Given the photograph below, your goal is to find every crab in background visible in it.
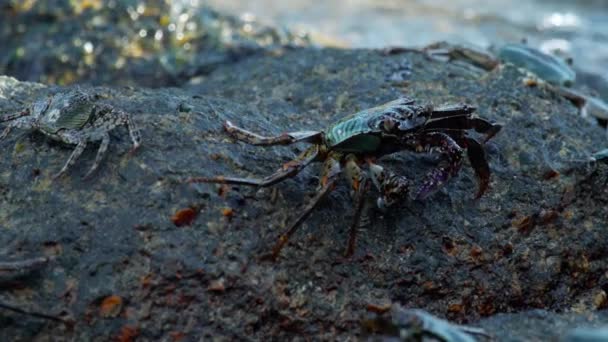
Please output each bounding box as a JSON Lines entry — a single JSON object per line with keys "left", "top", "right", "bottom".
{"left": 1, "top": 89, "right": 141, "bottom": 179}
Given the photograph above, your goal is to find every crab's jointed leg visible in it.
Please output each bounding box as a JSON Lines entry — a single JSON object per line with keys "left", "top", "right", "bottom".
{"left": 125, "top": 113, "right": 142, "bottom": 152}
{"left": 223, "top": 120, "right": 323, "bottom": 146}
{"left": 189, "top": 145, "right": 320, "bottom": 187}
{"left": 0, "top": 125, "right": 13, "bottom": 140}
{"left": 343, "top": 154, "right": 369, "bottom": 257}
{"left": 269, "top": 153, "right": 342, "bottom": 260}
{"left": 97, "top": 105, "right": 141, "bottom": 152}
{"left": 0, "top": 110, "right": 30, "bottom": 123}
{"left": 0, "top": 116, "right": 37, "bottom": 140}
{"left": 53, "top": 138, "right": 87, "bottom": 179}
{"left": 411, "top": 132, "right": 464, "bottom": 200}
{"left": 84, "top": 132, "right": 110, "bottom": 179}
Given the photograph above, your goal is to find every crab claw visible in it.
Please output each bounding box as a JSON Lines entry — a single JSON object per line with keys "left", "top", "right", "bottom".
{"left": 464, "top": 137, "right": 491, "bottom": 199}
{"left": 369, "top": 164, "right": 411, "bottom": 209}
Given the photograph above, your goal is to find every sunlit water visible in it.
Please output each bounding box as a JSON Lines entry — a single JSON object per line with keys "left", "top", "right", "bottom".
{"left": 204, "top": 0, "right": 608, "bottom": 90}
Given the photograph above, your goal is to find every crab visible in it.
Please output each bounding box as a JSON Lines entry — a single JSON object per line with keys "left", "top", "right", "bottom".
{"left": 0, "top": 89, "right": 141, "bottom": 178}
{"left": 395, "top": 41, "right": 608, "bottom": 122}
{"left": 405, "top": 41, "right": 575, "bottom": 86}
{"left": 190, "top": 98, "right": 501, "bottom": 260}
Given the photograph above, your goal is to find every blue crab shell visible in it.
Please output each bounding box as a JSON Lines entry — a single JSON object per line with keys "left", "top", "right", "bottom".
{"left": 497, "top": 44, "right": 576, "bottom": 87}
{"left": 325, "top": 98, "right": 428, "bottom": 152}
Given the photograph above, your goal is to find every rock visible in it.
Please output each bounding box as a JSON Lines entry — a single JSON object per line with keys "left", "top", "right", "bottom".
{"left": 0, "top": 45, "right": 607, "bottom": 340}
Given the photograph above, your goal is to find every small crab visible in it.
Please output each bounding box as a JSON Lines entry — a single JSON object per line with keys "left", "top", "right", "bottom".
{"left": 190, "top": 98, "right": 501, "bottom": 260}
{"left": 0, "top": 89, "right": 141, "bottom": 178}
{"left": 409, "top": 41, "right": 575, "bottom": 86}
{"left": 404, "top": 41, "right": 608, "bottom": 122}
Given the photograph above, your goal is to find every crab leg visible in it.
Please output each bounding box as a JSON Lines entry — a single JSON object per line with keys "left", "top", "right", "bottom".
{"left": 189, "top": 145, "right": 320, "bottom": 187}
{"left": 53, "top": 139, "right": 87, "bottom": 179}
{"left": 0, "top": 110, "right": 29, "bottom": 123}
{"left": 84, "top": 133, "right": 110, "bottom": 179}
{"left": 412, "top": 132, "right": 464, "bottom": 200}
{"left": 343, "top": 154, "right": 369, "bottom": 257}
{"left": 223, "top": 120, "right": 322, "bottom": 146}
{"left": 269, "top": 154, "right": 341, "bottom": 260}
{"left": 97, "top": 104, "right": 141, "bottom": 152}
{"left": 0, "top": 125, "right": 12, "bottom": 140}
{"left": 125, "top": 111, "right": 142, "bottom": 152}
{"left": 0, "top": 116, "right": 37, "bottom": 140}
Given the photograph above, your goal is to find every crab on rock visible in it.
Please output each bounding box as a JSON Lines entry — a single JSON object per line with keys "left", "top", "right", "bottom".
{"left": 1, "top": 89, "right": 141, "bottom": 178}
{"left": 191, "top": 98, "right": 501, "bottom": 260}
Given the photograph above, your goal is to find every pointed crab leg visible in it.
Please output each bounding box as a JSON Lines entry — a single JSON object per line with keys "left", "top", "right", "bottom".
{"left": 96, "top": 104, "right": 141, "bottom": 153}
{"left": 189, "top": 145, "right": 320, "bottom": 187}
{"left": 53, "top": 139, "right": 87, "bottom": 179}
{"left": 0, "top": 115, "right": 37, "bottom": 141}
{"left": 223, "top": 120, "right": 323, "bottom": 146}
{"left": 83, "top": 133, "right": 110, "bottom": 179}
{"left": 204, "top": 99, "right": 322, "bottom": 146}
{"left": 0, "top": 109, "right": 29, "bottom": 123}
{"left": 343, "top": 154, "right": 369, "bottom": 257}
{"left": 269, "top": 154, "right": 342, "bottom": 260}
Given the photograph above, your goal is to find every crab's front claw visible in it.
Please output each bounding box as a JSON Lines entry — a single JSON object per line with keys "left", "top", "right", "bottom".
{"left": 369, "top": 164, "right": 411, "bottom": 210}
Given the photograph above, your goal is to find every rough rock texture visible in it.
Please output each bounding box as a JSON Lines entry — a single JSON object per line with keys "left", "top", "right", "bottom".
{"left": 0, "top": 47, "right": 607, "bottom": 341}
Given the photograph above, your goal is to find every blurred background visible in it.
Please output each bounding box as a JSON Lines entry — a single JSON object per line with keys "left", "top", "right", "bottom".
{"left": 208, "top": 0, "right": 608, "bottom": 94}
{"left": 2, "top": 0, "right": 607, "bottom": 96}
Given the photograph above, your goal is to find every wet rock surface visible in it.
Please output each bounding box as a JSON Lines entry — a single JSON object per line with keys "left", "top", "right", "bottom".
{"left": 0, "top": 46, "right": 607, "bottom": 340}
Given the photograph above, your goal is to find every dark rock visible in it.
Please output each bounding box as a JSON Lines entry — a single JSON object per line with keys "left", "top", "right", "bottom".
{"left": 0, "top": 46, "right": 607, "bottom": 340}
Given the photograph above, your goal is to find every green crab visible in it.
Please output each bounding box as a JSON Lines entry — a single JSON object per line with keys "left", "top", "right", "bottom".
{"left": 0, "top": 89, "right": 141, "bottom": 178}
{"left": 190, "top": 98, "right": 501, "bottom": 259}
